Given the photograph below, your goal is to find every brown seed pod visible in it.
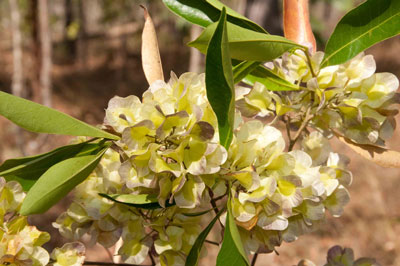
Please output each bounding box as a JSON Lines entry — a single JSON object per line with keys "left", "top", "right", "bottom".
{"left": 283, "top": 0, "right": 317, "bottom": 53}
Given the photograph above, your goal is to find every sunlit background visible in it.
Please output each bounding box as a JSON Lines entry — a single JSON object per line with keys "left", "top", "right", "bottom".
{"left": 0, "top": 0, "right": 399, "bottom": 265}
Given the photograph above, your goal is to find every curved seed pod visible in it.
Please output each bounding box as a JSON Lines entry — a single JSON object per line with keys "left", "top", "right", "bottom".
{"left": 141, "top": 5, "right": 164, "bottom": 85}
{"left": 283, "top": 0, "right": 316, "bottom": 53}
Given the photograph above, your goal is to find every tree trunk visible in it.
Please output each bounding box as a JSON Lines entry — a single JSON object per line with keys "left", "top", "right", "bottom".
{"left": 77, "top": 0, "right": 88, "bottom": 69}
{"left": 29, "top": 0, "right": 41, "bottom": 103}
{"left": 38, "top": 0, "right": 52, "bottom": 107}
{"left": 64, "top": 0, "right": 76, "bottom": 59}
{"left": 9, "top": 0, "right": 23, "bottom": 98}
{"left": 246, "top": 0, "right": 282, "bottom": 35}
{"left": 189, "top": 25, "right": 203, "bottom": 73}
{"left": 9, "top": 0, "right": 26, "bottom": 156}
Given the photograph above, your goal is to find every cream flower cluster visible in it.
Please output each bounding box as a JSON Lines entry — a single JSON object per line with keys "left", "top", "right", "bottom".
{"left": 54, "top": 73, "right": 215, "bottom": 265}
{"left": 273, "top": 51, "right": 399, "bottom": 145}
{"left": 54, "top": 149, "right": 202, "bottom": 264}
{"left": 105, "top": 72, "right": 226, "bottom": 208}
{"left": 52, "top": 70, "right": 357, "bottom": 263}
{"left": 0, "top": 178, "right": 85, "bottom": 266}
{"left": 225, "top": 124, "right": 351, "bottom": 253}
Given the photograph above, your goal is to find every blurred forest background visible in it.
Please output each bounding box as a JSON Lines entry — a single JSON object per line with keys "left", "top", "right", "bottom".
{"left": 0, "top": 0, "right": 399, "bottom": 265}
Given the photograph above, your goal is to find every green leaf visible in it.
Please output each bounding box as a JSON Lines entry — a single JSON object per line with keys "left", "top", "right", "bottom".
{"left": 162, "top": 0, "right": 266, "bottom": 33}
{"left": 185, "top": 207, "right": 225, "bottom": 266}
{"left": 243, "top": 66, "right": 300, "bottom": 91}
{"left": 98, "top": 193, "right": 174, "bottom": 209}
{"left": 232, "top": 61, "right": 260, "bottom": 84}
{"left": 216, "top": 197, "right": 249, "bottom": 266}
{"left": 189, "top": 22, "right": 303, "bottom": 62}
{"left": 19, "top": 145, "right": 110, "bottom": 215}
{"left": 205, "top": 8, "right": 235, "bottom": 149}
{"left": 182, "top": 207, "right": 218, "bottom": 217}
{"left": 0, "top": 141, "right": 106, "bottom": 191}
{"left": 0, "top": 91, "right": 119, "bottom": 140}
{"left": 323, "top": 0, "right": 400, "bottom": 67}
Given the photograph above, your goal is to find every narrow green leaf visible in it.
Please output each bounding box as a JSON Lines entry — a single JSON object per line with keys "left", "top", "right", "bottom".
{"left": 205, "top": 8, "right": 235, "bottom": 149}
{"left": 0, "top": 91, "right": 119, "bottom": 140}
{"left": 232, "top": 61, "right": 260, "bottom": 84}
{"left": 0, "top": 141, "right": 106, "bottom": 191}
{"left": 323, "top": 0, "right": 400, "bottom": 67}
{"left": 19, "top": 145, "right": 110, "bottom": 215}
{"left": 189, "top": 22, "right": 303, "bottom": 62}
{"left": 185, "top": 207, "right": 225, "bottom": 266}
{"left": 243, "top": 66, "right": 300, "bottom": 91}
{"left": 162, "top": 0, "right": 266, "bottom": 33}
{"left": 206, "top": 0, "right": 267, "bottom": 33}
{"left": 98, "top": 193, "right": 174, "bottom": 209}
{"left": 182, "top": 207, "right": 218, "bottom": 217}
{"left": 216, "top": 197, "right": 249, "bottom": 266}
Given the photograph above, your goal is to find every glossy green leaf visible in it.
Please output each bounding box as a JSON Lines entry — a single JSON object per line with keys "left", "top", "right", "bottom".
{"left": 0, "top": 91, "right": 119, "bottom": 140}
{"left": 205, "top": 8, "right": 235, "bottom": 149}
{"left": 189, "top": 22, "right": 303, "bottom": 62}
{"left": 0, "top": 141, "right": 106, "bottom": 191}
{"left": 216, "top": 197, "right": 249, "bottom": 266}
{"left": 162, "top": 0, "right": 266, "bottom": 33}
{"left": 323, "top": 0, "right": 400, "bottom": 67}
{"left": 243, "top": 65, "right": 300, "bottom": 91}
{"left": 19, "top": 145, "right": 110, "bottom": 215}
{"left": 185, "top": 207, "right": 225, "bottom": 266}
{"left": 232, "top": 61, "right": 260, "bottom": 84}
{"left": 98, "top": 193, "right": 174, "bottom": 209}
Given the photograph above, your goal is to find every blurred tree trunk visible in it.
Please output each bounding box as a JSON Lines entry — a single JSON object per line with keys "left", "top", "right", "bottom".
{"left": 246, "top": 0, "right": 282, "bottom": 35}
{"left": 38, "top": 0, "right": 52, "bottom": 107}
{"left": 232, "top": 0, "right": 247, "bottom": 14}
{"left": 64, "top": 0, "right": 76, "bottom": 59}
{"left": 9, "top": 0, "right": 26, "bottom": 155}
{"left": 29, "top": 0, "right": 41, "bottom": 103}
{"left": 189, "top": 25, "right": 203, "bottom": 73}
{"left": 9, "top": 0, "right": 23, "bottom": 98}
{"left": 77, "top": 0, "right": 88, "bottom": 69}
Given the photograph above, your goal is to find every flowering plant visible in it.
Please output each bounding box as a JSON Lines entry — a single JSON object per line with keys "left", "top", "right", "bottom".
{"left": 0, "top": 0, "right": 399, "bottom": 265}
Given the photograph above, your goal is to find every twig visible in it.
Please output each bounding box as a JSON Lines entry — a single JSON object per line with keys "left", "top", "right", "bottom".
{"left": 83, "top": 261, "right": 151, "bottom": 266}
{"left": 103, "top": 247, "right": 114, "bottom": 263}
{"left": 288, "top": 107, "right": 313, "bottom": 151}
{"left": 251, "top": 253, "right": 259, "bottom": 266}
{"left": 304, "top": 48, "right": 317, "bottom": 78}
{"left": 149, "top": 252, "right": 156, "bottom": 266}
{"left": 208, "top": 188, "right": 224, "bottom": 229}
{"left": 205, "top": 239, "right": 220, "bottom": 246}
{"left": 284, "top": 116, "right": 292, "bottom": 143}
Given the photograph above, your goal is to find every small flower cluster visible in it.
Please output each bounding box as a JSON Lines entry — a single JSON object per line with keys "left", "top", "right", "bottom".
{"left": 225, "top": 123, "right": 351, "bottom": 253}
{"left": 55, "top": 73, "right": 214, "bottom": 264}
{"left": 239, "top": 51, "right": 399, "bottom": 146}
{"left": 298, "top": 245, "right": 380, "bottom": 266}
{"left": 273, "top": 50, "right": 399, "bottom": 145}
{"left": 0, "top": 177, "right": 85, "bottom": 266}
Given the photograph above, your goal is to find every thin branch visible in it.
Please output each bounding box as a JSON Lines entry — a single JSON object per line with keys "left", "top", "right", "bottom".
{"left": 103, "top": 246, "right": 114, "bottom": 262}
{"left": 208, "top": 188, "right": 224, "bottom": 229}
{"left": 205, "top": 239, "right": 220, "bottom": 246}
{"left": 149, "top": 252, "right": 156, "bottom": 266}
{"left": 83, "top": 261, "right": 152, "bottom": 266}
{"left": 251, "top": 252, "right": 259, "bottom": 266}
{"left": 304, "top": 48, "right": 317, "bottom": 78}
{"left": 288, "top": 107, "right": 313, "bottom": 151}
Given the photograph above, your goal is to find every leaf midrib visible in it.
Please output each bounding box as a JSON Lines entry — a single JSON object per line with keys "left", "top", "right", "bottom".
{"left": 22, "top": 150, "right": 106, "bottom": 212}
{"left": 324, "top": 11, "right": 400, "bottom": 65}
